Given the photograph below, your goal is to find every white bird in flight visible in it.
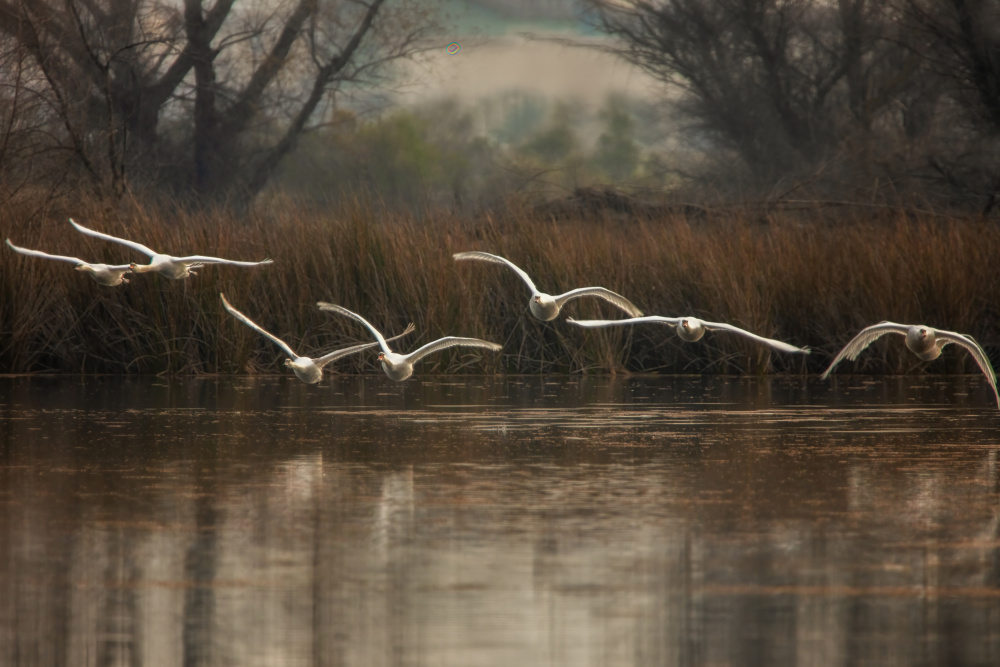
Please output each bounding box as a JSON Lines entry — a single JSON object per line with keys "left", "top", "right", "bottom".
{"left": 821, "top": 321, "right": 998, "bottom": 407}
{"left": 6, "top": 238, "right": 133, "bottom": 286}
{"left": 221, "top": 294, "right": 415, "bottom": 384}
{"left": 453, "top": 250, "right": 643, "bottom": 321}
{"left": 567, "top": 315, "right": 811, "bottom": 354}
{"left": 70, "top": 219, "right": 272, "bottom": 279}
{"left": 317, "top": 302, "right": 502, "bottom": 381}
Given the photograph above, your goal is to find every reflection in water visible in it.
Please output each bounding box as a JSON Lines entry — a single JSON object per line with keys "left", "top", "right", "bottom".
{"left": 0, "top": 375, "right": 998, "bottom": 665}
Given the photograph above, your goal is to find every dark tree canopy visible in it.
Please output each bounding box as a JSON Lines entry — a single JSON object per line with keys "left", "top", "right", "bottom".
{"left": 585, "top": 0, "right": 1000, "bottom": 208}
{"left": 0, "top": 0, "right": 436, "bottom": 205}
{"left": 902, "top": 0, "right": 1000, "bottom": 211}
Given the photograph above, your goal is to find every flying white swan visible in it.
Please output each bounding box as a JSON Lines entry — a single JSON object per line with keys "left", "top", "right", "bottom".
{"left": 453, "top": 250, "right": 643, "bottom": 321}
{"left": 821, "top": 321, "right": 999, "bottom": 407}
{"left": 70, "top": 219, "right": 272, "bottom": 279}
{"left": 6, "top": 238, "right": 132, "bottom": 286}
{"left": 221, "top": 293, "right": 415, "bottom": 384}
{"left": 567, "top": 315, "right": 811, "bottom": 354}
{"left": 317, "top": 302, "right": 502, "bottom": 381}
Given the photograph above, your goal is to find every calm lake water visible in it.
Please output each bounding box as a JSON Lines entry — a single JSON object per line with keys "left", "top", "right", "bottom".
{"left": 1, "top": 374, "right": 998, "bottom": 666}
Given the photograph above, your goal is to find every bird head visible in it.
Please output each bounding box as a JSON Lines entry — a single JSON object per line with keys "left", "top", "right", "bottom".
{"left": 378, "top": 351, "right": 397, "bottom": 369}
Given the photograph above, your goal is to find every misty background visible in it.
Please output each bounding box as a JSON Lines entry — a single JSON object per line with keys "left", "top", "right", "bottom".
{"left": 1, "top": 0, "right": 998, "bottom": 214}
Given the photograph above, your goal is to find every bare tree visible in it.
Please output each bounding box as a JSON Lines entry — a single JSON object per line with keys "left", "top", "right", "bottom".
{"left": 0, "top": 0, "right": 438, "bottom": 204}
{"left": 583, "top": 0, "right": 922, "bottom": 192}
{"left": 901, "top": 0, "right": 1000, "bottom": 212}
{"left": 0, "top": 29, "right": 61, "bottom": 205}
{"left": 904, "top": 0, "right": 1000, "bottom": 131}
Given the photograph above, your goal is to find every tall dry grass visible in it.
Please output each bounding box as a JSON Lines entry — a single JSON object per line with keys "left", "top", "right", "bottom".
{"left": 2, "top": 193, "right": 998, "bottom": 376}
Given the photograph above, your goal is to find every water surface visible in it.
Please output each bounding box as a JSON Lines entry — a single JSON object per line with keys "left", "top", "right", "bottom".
{"left": 1, "top": 375, "right": 998, "bottom": 666}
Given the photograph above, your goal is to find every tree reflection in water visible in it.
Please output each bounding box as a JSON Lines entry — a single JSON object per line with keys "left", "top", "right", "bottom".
{"left": 0, "top": 375, "right": 997, "bottom": 666}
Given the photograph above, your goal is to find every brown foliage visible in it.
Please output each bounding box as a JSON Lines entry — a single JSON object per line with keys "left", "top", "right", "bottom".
{"left": 2, "top": 193, "right": 998, "bottom": 377}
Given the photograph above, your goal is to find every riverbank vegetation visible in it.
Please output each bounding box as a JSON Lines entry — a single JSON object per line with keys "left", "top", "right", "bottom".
{"left": 2, "top": 193, "right": 997, "bottom": 376}
{"left": 2, "top": 2, "right": 999, "bottom": 376}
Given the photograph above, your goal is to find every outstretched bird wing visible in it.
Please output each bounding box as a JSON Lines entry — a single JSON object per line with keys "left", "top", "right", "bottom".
{"left": 316, "top": 302, "right": 392, "bottom": 354}
{"left": 6, "top": 239, "right": 131, "bottom": 268}
{"left": 702, "top": 321, "right": 810, "bottom": 354}
{"left": 402, "top": 336, "right": 502, "bottom": 365}
{"left": 174, "top": 255, "right": 273, "bottom": 267}
{"left": 553, "top": 287, "right": 644, "bottom": 317}
{"left": 220, "top": 293, "right": 299, "bottom": 360}
{"left": 453, "top": 251, "right": 540, "bottom": 294}
{"left": 69, "top": 219, "right": 157, "bottom": 257}
{"left": 314, "top": 323, "right": 416, "bottom": 367}
{"left": 820, "top": 322, "right": 910, "bottom": 379}
{"left": 567, "top": 315, "right": 679, "bottom": 328}
{"left": 935, "top": 330, "right": 999, "bottom": 407}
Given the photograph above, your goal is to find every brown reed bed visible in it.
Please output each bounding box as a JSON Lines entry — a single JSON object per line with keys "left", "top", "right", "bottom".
{"left": 1, "top": 192, "right": 998, "bottom": 377}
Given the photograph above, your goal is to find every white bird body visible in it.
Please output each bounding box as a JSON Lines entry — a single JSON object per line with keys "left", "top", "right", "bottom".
{"left": 821, "top": 321, "right": 999, "bottom": 407}
{"left": 221, "top": 294, "right": 414, "bottom": 384}
{"left": 6, "top": 238, "right": 132, "bottom": 286}
{"left": 137, "top": 253, "right": 204, "bottom": 280}
{"left": 453, "top": 251, "right": 643, "bottom": 321}
{"left": 317, "top": 302, "right": 502, "bottom": 381}
{"left": 70, "top": 219, "right": 272, "bottom": 279}
{"left": 567, "top": 315, "right": 811, "bottom": 354}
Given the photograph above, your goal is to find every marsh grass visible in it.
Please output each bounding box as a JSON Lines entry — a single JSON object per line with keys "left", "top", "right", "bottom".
{"left": 2, "top": 192, "right": 998, "bottom": 377}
